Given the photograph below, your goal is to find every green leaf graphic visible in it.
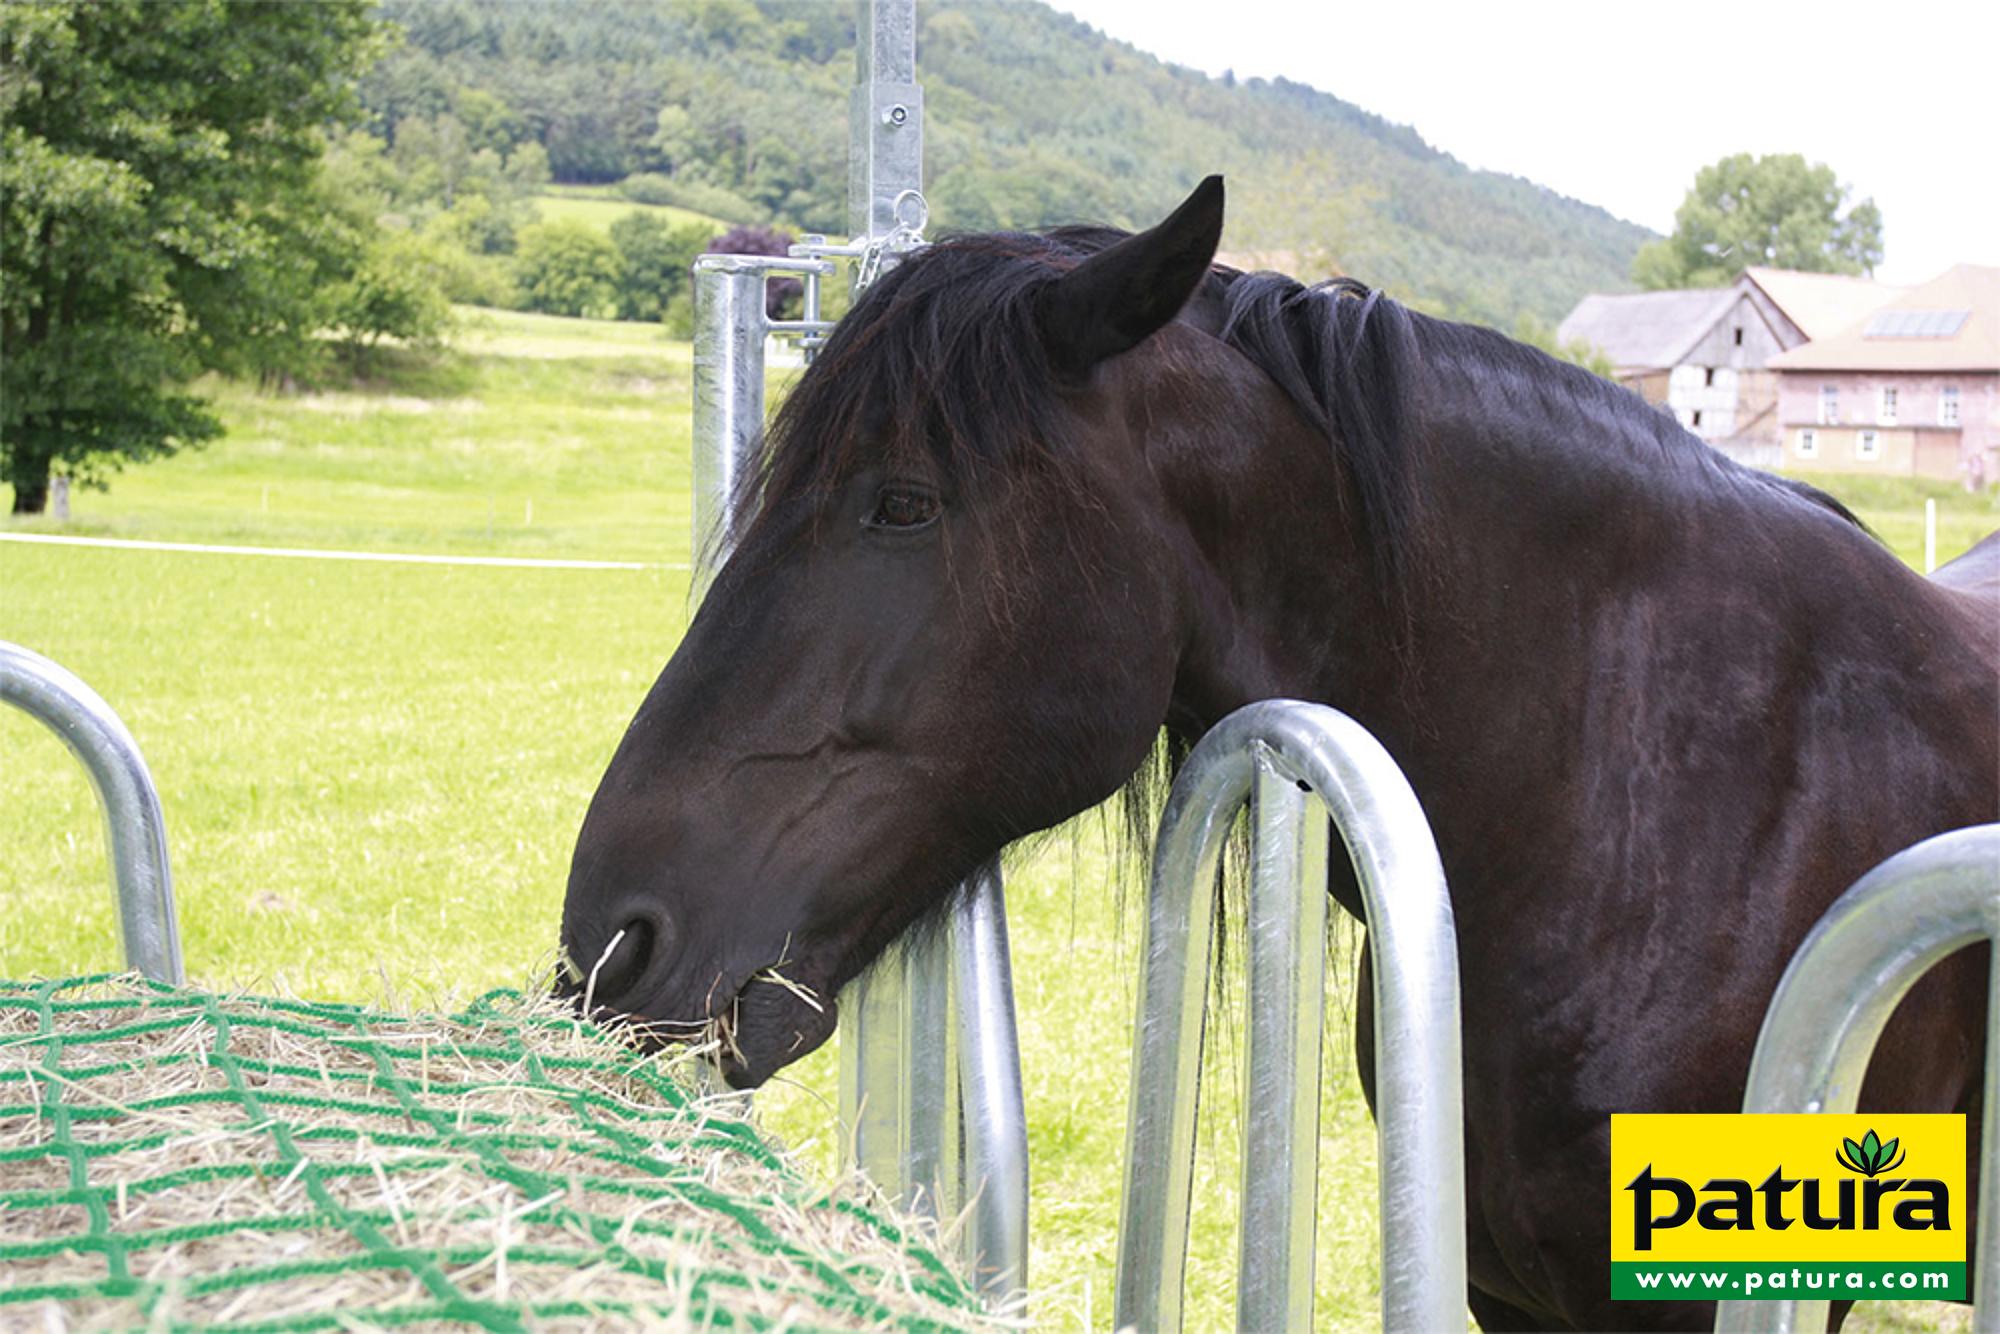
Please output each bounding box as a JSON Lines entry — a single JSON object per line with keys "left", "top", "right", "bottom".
{"left": 1879, "top": 1137, "right": 1900, "bottom": 1168}
{"left": 1861, "top": 1129, "right": 1882, "bottom": 1164}
{"left": 1843, "top": 1137, "right": 1866, "bottom": 1170}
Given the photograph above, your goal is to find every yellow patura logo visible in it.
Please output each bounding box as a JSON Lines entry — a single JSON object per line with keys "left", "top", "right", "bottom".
{"left": 1610, "top": 1114, "right": 1965, "bottom": 1301}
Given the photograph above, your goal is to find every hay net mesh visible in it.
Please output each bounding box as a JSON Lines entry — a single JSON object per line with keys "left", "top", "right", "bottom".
{"left": 0, "top": 974, "right": 991, "bottom": 1332}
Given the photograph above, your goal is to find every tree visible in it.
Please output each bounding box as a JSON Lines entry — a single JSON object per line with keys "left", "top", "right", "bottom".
{"left": 650, "top": 105, "right": 699, "bottom": 176}
{"left": 608, "top": 213, "right": 713, "bottom": 322}
{"left": 513, "top": 221, "right": 621, "bottom": 317}
{"left": 1, "top": 0, "right": 381, "bottom": 513}
{"left": 1633, "top": 153, "right": 1883, "bottom": 290}
{"left": 322, "top": 231, "right": 454, "bottom": 373}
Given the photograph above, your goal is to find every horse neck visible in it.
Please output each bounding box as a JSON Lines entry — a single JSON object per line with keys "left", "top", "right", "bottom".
{"left": 1163, "top": 333, "right": 1875, "bottom": 827}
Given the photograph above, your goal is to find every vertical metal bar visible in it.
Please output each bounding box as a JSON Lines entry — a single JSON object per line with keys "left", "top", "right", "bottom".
{"left": 837, "top": 924, "right": 961, "bottom": 1226}
{"left": 849, "top": 0, "right": 922, "bottom": 243}
{"left": 836, "top": 0, "right": 960, "bottom": 1267}
{"left": 840, "top": 938, "right": 911, "bottom": 1192}
{"left": 1115, "top": 700, "right": 1463, "bottom": 1334}
{"left": 1239, "top": 747, "right": 1329, "bottom": 1332}
{"left": 1713, "top": 823, "right": 2000, "bottom": 1334}
{"left": 689, "top": 257, "right": 770, "bottom": 585}
{"left": 954, "top": 859, "right": 1030, "bottom": 1302}
{"left": 1114, "top": 737, "right": 1242, "bottom": 1334}
{"left": 1980, "top": 934, "right": 2000, "bottom": 1328}
{"left": 0, "top": 640, "right": 182, "bottom": 984}
{"left": 905, "top": 922, "right": 958, "bottom": 1218}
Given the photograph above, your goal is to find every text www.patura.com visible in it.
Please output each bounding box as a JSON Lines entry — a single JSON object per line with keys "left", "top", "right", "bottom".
{"left": 1617, "top": 1264, "right": 1957, "bottom": 1298}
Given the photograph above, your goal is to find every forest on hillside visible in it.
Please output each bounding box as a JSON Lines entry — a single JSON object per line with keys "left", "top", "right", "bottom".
{"left": 359, "top": 0, "right": 1652, "bottom": 327}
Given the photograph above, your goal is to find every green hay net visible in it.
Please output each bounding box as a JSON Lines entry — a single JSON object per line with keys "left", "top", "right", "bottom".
{"left": 0, "top": 975, "right": 990, "bottom": 1332}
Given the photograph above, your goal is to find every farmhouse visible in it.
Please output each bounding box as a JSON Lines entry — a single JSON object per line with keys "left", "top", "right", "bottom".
{"left": 1557, "top": 269, "right": 1905, "bottom": 464}
{"left": 1767, "top": 264, "right": 2000, "bottom": 485}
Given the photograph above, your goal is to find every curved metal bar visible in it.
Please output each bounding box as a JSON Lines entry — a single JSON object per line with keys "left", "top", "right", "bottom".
{"left": 1714, "top": 823, "right": 2000, "bottom": 1334}
{"left": 0, "top": 640, "right": 182, "bottom": 983}
{"left": 1114, "top": 699, "right": 1465, "bottom": 1333}
{"left": 953, "top": 859, "right": 1029, "bottom": 1304}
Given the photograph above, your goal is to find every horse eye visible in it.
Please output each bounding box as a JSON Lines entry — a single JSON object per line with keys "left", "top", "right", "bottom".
{"left": 867, "top": 487, "right": 940, "bottom": 530}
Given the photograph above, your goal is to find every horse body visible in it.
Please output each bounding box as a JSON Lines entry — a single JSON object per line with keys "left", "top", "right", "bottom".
{"left": 1128, "top": 294, "right": 1997, "bottom": 1327}
{"left": 563, "top": 178, "right": 1998, "bottom": 1328}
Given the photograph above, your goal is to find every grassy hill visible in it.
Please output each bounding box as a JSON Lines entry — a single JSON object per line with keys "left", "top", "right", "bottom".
{"left": 531, "top": 184, "right": 720, "bottom": 235}
{"left": 364, "top": 0, "right": 1652, "bottom": 326}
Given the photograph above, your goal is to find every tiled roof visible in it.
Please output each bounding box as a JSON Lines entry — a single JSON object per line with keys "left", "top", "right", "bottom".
{"left": 1768, "top": 266, "right": 2000, "bottom": 372}
{"left": 1555, "top": 288, "right": 1739, "bottom": 371}
{"left": 1739, "top": 267, "right": 1907, "bottom": 342}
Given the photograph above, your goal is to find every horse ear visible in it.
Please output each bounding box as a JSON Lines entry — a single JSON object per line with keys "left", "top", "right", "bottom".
{"left": 1037, "top": 175, "right": 1224, "bottom": 378}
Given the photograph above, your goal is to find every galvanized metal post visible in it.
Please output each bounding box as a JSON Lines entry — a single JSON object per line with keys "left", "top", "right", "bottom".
{"left": 1714, "top": 823, "right": 2000, "bottom": 1334}
{"left": 681, "top": 0, "right": 1027, "bottom": 1304}
{"left": 1114, "top": 700, "right": 1465, "bottom": 1333}
{"left": 689, "top": 256, "right": 770, "bottom": 578}
{"left": 849, "top": 0, "right": 923, "bottom": 244}
{"left": 953, "top": 858, "right": 1029, "bottom": 1299}
{"left": 0, "top": 640, "right": 182, "bottom": 984}
{"left": 1239, "top": 745, "right": 1330, "bottom": 1331}
{"left": 834, "top": 0, "right": 928, "bottom": 1220}
{"left": 834, "top": 5, "right": 1026, "bottom": 1303}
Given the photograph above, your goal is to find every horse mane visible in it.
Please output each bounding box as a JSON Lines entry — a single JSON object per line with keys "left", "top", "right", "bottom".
{"left": 747, "top": 222, "right": 1862, "bottom": 606}
{"left": 748, "top": 226, "right": 1432, "bottom": 603}
{"left": 748, "top": 219, "right": 1868, "bottom": 983}
{"left": 746, "top": 231, "right": 1096, "bottom": 564}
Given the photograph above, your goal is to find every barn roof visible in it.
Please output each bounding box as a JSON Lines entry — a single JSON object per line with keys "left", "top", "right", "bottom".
{"left": 1555, "top": 288, "right": 1740, "bottom": 371}
{"left": 1739, "top": 267, "right": 1908, "bottom": 342}
{"left": 1768, "top": 265, "right": 2000, "bottom": 372}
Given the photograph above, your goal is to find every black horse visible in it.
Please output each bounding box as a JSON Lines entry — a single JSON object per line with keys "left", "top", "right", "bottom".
{"left": 561, "top": 177, "right": 1999, "bottom": 1329}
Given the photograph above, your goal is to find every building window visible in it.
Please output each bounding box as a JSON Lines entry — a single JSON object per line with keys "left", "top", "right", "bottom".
{"left": 1733, "top": 327, "right": 1744, "bottom": 346}
{"left": 1797, "top": 429, "right": 1818, "bottom": 459}
{"left": 1703, "top": 367, "right": 1716, "bottom": 387}
{"left": 1692, "top": 410, "right": 1703, "bottom": 428}
{"left": 1857, "top": 430, "right": 1880, "bottom": 460}
{"left": 1819, "top": 385, "right": 1839, "bottom": 424}
{"left": 1879, "top": 386, "right": 1898, "bottom": 425}
{"left": 1941, "top": 386, "right": 1960, "bottom": 426}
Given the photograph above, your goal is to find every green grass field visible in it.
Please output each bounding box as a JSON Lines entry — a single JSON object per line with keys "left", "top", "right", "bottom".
{"left": 530, "top": 187, "right": 722, "bottom": 237}
{"left": 2, "top": 313, "right": 1988, "bottom": 1329}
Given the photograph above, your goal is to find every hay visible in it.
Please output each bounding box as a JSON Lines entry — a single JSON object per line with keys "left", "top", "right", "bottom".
{"left": 0, "top": 975, "right": 999, "bottom": 1332}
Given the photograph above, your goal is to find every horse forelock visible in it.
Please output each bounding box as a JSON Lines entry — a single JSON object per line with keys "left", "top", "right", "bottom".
{"left": 742, "top": 224, "right": 1436, "bottom": 608}
{"left": 744, "top": 231, "right": 1096, "bottom": 545}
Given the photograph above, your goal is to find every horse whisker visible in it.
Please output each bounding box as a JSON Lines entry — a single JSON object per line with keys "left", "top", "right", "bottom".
{"left": 581, "top": 928, "right": 626, "bottom": 1020}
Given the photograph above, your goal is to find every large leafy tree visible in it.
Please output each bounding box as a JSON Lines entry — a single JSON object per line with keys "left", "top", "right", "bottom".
{"left": 1633, "top": 153, "right": 1884, "bottom": 290}
{"left": 1, "top": 0, "right": 380, "bottom": 513}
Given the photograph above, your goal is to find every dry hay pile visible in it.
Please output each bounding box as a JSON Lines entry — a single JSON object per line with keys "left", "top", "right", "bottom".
{"left": 0, "top": 975, "right": 996, "bottom": 1332}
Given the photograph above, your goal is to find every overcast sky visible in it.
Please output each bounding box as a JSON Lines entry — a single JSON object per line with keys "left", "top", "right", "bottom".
{"left": 1048, "top": 0, "right": 1996, "bottom": 287}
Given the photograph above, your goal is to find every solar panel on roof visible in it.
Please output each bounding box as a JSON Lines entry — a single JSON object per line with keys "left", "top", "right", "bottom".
{"left": 1864, "top": 308, "right": 1970, "bottom": 338}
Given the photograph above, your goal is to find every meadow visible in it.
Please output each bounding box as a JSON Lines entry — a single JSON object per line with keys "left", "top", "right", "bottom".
{"left": 531, "top": 184, "right": 722, "bottom": 236}
{"left": 2, "top": 310, "right": 1988, "bottom": 1330}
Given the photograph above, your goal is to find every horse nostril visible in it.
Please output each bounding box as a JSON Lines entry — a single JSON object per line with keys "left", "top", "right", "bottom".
{"left": 581, "top": 918, "right": 654, "bottom": 1007}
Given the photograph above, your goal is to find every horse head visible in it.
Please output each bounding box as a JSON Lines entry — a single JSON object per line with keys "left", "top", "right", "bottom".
{"left": 559, "top": 178, "right": 1298, "bottom": 1088}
